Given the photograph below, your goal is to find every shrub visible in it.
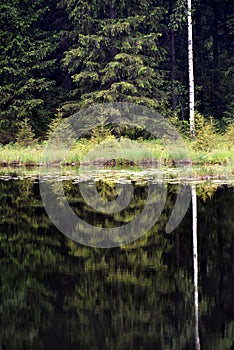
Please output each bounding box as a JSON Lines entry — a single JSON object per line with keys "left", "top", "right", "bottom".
{"left": 91, "top": 116, "right": 113, "bottom": 143}
{"left": 191, "top": 112, "right": 217, "bottom": 151}
{"left": 16, "top": 118, "right": 35, "bottom": 147}
{"left": 225, "top": 121, "right": 234, "bottom": 145}
{"left": 46, "top": 108, "right": 75, "bottom": 147}
{"left": 169, "top": 114, "right": 190, "bottom": 138}
{"left": 46, "top": 108, "right": 63, "bottom": 139}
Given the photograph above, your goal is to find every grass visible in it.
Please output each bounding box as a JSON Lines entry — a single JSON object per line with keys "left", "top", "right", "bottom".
{"left": 188, "top": 140, "right": 234, "bottom": 164}
{"left": 0, "top": 143, "right": 42, "bottom": 165}
{"left": 0, "top": 135, "right": 233, "bottom": 167}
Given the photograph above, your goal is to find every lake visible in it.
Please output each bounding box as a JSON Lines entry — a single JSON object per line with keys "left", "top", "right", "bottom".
{"left": 0, "top": 167, "right": 233, "bottom": 349}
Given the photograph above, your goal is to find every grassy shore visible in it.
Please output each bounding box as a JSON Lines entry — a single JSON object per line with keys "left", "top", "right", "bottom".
{"left": 0, "top": 136, "right": 233, "bottom": 167}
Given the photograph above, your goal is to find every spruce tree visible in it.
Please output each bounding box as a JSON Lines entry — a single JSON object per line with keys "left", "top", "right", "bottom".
{"left": 0, "top": 0, "right": 67, "bottom": 142}
{"left": 193, "top": 0, "right": 234, "bottom": 119}
{"left": 61, "top": 0, "right": 168, "bottom": 112}
{"left": 16, "top": 118, "right": 35, "bottom": 147}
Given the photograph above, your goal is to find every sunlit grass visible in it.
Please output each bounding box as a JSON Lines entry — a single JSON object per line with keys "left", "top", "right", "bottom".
{"left": 0, "top": 143, "right": 42, "bottom": 164}
{"left": 188, "top": 140, "right": 234, "bottom": 165}
{"left": 0, "top": 136, "right": 233, "bottom": 167}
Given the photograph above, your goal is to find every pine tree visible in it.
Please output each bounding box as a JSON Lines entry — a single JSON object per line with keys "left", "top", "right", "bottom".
{"left": 167, "top": 0, "right": 189, "bottom": 116}
{"left": 193, "top": 0, "right": 234, "bottom": 119}
{"left": 16, "top": 118, "right": 35, "bottom": 147}
{"left": 0, "top": 0, "right": 67, "bottom": 142}
{"left": 61, "top": 0, "right": 168, "bottom": 112}
{"left": 46, "top": 108, "right": 75, "bottom": 147}
{"left": 46, "top": 108, "right": 64, "bottom": 139}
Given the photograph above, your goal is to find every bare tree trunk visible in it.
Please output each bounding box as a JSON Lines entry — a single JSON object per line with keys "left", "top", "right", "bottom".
{"left": 212, "top": 3, "right": 221, "bottom": 117}
{"left": 188, "top": 0, "right": 195, "bottom": 137}
{"left": 170, "top": 0, "right": 177, "bottom": 112}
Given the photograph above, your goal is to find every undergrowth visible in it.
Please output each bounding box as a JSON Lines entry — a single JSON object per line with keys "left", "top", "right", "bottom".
{"left": 0, "top": 112, "right": 233, "bottom": 165}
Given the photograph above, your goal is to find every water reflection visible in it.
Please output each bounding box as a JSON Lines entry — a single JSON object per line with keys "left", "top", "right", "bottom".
{"left": 192, "top": 184, "right": 200, "bottom": 350}
{"left": 0, "top": 178, "right": 233, "bottom": 349}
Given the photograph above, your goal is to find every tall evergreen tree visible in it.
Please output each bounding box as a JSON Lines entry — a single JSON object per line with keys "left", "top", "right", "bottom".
{"left": 194, "top": 0, "right": 234, "bottom": 120}
{"left": 0, "top": 0, "right": 67, "bottom": 143}
{"left": 0, "top": 0, "right": 233, "bottom": 141}
{"left": 60, "top": 0, "right": 168, "bottom": 112}
{"left": 165, "top": 0, "right": 189, "bottom": 118}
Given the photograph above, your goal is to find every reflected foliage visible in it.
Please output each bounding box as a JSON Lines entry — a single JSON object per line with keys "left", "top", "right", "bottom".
{"left": 0, "top": 179, "right": 233, "bottom": 349}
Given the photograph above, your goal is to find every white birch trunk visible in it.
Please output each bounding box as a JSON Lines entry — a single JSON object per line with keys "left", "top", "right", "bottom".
{"left": 192, "top": 184, "right": 200, "bottom": 350}
{"left": 188, "top": 0, "right": 195, "bottom": 137}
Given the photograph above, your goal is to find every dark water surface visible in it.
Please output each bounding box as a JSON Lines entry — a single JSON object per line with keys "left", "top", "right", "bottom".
{"left": 0, "top": 177, "right": 233, "bottom": 350}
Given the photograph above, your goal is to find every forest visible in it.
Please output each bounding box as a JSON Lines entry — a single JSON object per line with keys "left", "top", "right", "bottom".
{"left": 0, "top": 0, "right": 233, "bottom": 156}
{"left": 0, "top": 2, "right": 234, "bottom": 347}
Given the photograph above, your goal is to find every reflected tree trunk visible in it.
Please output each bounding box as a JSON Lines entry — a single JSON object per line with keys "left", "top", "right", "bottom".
{"left": 176, "top": 229, "right": 180, "bottom": 269}
{"left": 192, "top": 184, "right": 200, "bottom": 350}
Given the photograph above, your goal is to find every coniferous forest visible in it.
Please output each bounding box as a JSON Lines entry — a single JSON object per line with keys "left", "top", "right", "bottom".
{"left": 0, "top": 0, "right": 233, "bottom": 144}
{"left": 1, "top": 3, "right": 234, "bottom": 348}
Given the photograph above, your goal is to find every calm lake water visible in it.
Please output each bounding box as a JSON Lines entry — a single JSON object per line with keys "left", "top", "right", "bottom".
{"left": 0, "top": 168, "right": 233, "bottom": 350}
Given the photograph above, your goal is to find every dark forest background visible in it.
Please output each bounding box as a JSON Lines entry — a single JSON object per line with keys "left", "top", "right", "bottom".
{"left": 0, "top": 0, "right": 233, "bottom": 143}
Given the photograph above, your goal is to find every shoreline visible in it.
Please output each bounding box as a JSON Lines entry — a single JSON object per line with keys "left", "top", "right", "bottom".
{"left": 0, "top": 160, "right": 234, "bottom": 182}
{"left": 0, "top": 158, "right": 231, "bottom": 168}
{"left": 0, "top": 138, "right": 233, "bottom": 168}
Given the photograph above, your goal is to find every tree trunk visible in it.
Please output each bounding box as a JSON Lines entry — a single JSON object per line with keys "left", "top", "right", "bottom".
{"left": 212, "top": 2, "right": 220, "bottom": 117}
{"left": 192, "top": 184, "right": 200, "bottom": 350}
{"left": 188, "top": 0, "right": 195, "bottom": 137}
{"left": 170, "top": 0, "right": 177, "bottom": 112}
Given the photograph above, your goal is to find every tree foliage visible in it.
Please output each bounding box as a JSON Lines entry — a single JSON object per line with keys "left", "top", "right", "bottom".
{"left": 61, "top": 0, "right": 167, "bottom": 112}
{"left": 0, "top": 178, "right": 234, "bottom": 348}
{"left": 16, "top": 117, "right": 36, "bottom": 147}
{"left": 0, "top": 0, "right": 233, "bottom": 143}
